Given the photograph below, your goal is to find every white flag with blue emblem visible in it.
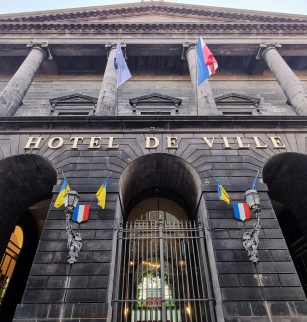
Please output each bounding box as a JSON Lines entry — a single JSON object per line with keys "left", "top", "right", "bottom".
{"left": 114, "top": 39, "right": 131, "bottom": 87}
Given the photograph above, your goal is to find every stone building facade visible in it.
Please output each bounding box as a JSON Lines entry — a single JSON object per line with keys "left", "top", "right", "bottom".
{"left": 1, "top": 2, "right": 307, "bottom": 322}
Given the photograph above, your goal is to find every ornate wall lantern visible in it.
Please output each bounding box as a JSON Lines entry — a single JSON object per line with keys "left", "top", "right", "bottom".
{"left": 64, "top": 190, "right": 82, "bottom": 264}
{"left": 64, "top": 190, "right": 80, "bottom": 210}
{"left": 245, "top": 189, "right": 260, "bottom": 213}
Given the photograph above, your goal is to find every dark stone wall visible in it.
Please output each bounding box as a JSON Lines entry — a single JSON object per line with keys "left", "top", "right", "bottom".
{"left": 0, "top": 120, "right": 306, "bottom": 321}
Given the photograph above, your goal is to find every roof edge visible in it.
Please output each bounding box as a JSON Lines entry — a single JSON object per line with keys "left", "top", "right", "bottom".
{"left": 1, "top": 1, "right": 307, "bottom": 21}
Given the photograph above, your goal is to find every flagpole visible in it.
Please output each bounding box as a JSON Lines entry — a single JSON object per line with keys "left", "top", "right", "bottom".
{"left": 252, "top": 171, "right": 259, "bottom": 190}
{"left": 195, "top": 42, "right": 199, "bottom": 115}
{"left": 116, "top": 42, "right": 118, "bottom": 116}
{"left": 116, "top": 86, "right": 118, "bottom": 116}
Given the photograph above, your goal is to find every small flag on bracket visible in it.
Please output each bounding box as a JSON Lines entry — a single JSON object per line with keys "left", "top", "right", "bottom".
{"left": 233, "top": 203, "right": 251, "bottom": 221}
{"left": 72, "top": 205, "right": 90, "bottom": 223}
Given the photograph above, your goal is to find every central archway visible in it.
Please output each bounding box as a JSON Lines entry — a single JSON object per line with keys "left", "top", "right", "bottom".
{"left": 113, "top": 153, "right": 216, "bottom": 322}
{"left": 120, "top": 153, "right": 202, "bottom": 221}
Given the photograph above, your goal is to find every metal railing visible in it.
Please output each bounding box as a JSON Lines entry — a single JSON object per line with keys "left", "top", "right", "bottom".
{"left": 112, "top": 213, "right": 216, "bottom": 322}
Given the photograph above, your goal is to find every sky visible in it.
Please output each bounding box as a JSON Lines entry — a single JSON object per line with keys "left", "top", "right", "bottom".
{"left": 0, "top": 0, "right": 307, "bottom": 16}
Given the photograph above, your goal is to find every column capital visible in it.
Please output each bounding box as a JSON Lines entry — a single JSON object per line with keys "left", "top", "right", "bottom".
{"left": 26, "top": 42, "right": 51, "bottom": 60}
{"left": 255, "top": 43, "right": 282, "bottom": 60}
{"left": 181, "top": 42, "right": 197, "bottom": 60}
{"left": 105, "top": 42, "right": 127, "bottom": 59}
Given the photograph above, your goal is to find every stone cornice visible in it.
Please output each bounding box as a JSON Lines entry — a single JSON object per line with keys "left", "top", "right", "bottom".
{"left": 1, "top": 22, "right": 307, "bottom": 34}
{"left": 1, "top": 115, "right": 307, "bottom": 133}
{"left": 0, "top": 2, "right": 306, "bottom": 24}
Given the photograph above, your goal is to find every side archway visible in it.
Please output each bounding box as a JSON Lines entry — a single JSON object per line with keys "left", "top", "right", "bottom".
{"left": 0, "top": 154, "right": 57, "bottom": 256}
{"left": 0, "top": 154, "right": 57, "bottom": 322}
{"left": 263, "top": 152, "right": 307, "bottom": 295}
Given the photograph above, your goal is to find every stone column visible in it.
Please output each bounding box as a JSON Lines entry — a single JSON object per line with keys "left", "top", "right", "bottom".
{"left": 96, "top": 45, "right": 117, "bottom": 116}
{"left": 259, "top": 44, "right": 307, "bottom": 116}
{"left": 0, "top": 44, "right": 47, "bottom": 117}
{"left": 185, "top": 45, "right": 219, "bottom": 115}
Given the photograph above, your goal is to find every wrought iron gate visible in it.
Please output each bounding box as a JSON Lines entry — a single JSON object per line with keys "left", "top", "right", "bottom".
{"left": 112, "top": 214, "right": 216, "bottom": 322}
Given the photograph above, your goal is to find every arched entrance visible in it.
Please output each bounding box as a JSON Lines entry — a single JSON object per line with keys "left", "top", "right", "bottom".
{"left": 263, "top": 152, "right": 307, "bottom": 295}
{"left": 0, "top": 154, "right": 57, "bottom": 322}
{"left": 112, "top": 154, "right": 216, "bottom": 322}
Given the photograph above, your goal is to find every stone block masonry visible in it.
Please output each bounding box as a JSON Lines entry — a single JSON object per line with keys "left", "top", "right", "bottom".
{"left": 0, "top": 76, "right": 299, "bottom": 117}
{"left": 1, "top": 121, "right": 305, "bottom": 321}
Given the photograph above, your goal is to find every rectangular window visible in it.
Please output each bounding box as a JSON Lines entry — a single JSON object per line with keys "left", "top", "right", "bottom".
{"left": 140, "top": 112, "right": 171, "bottom": 116}
{"left": 57, "top": 112, "right": 90, "bottom": 116}
{"left": 222, "top": 111, "right": 253, "bottom": 116}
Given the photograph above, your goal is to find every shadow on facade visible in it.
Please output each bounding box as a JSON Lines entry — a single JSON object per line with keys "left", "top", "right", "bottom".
{"left": 0, "top": 154, "right": 57, "bottom": 322}
{"left": 263, "top": 152, "right": 307, "bottom": 296}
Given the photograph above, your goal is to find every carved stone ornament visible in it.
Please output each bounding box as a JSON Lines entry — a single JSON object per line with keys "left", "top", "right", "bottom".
{"left": 49, "top": 93, "right": 98, "bottom": 115}
{"left": 214, "top": 93, "right": 261, "bottom": 106}
{"left": 129, "top": 93, "right": 182, "bottom": 113}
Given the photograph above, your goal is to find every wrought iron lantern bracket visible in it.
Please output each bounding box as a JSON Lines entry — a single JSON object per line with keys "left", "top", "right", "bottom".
{"left": 65, "top": 208, "right": 82, "bottom": 264}
{"left": 242, "top": 193, "right": 262, "bottom": 263}
{"left": 64, "top": 190, "right": 82, "bottom": 264}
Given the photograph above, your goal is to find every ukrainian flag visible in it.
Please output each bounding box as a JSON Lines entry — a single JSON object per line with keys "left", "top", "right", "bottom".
{"left": 54, "top": 178, "right": 70, "bottom": 208}
{"left": 218, "top": 184, "right": 230, "bottom": 204}
{"left": 210, "top": 170, "right": 230, "bottom": 204}
{"left": 96, "top": 176, "right": 110, "bottom": 209}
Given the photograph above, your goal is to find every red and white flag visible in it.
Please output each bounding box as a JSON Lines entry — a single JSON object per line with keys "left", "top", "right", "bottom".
{"left": 72, "top": 205, "right": 90, "bottom": 223}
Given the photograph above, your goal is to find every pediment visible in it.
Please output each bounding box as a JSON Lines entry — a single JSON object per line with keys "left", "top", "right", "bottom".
{"left": 214, "top": 93, "right": 261, "bottom": 105}
{"left": 129, "top": 93, "right": 182, "bottom": 106}
{"left": 1, "top": 1, "right": 306, "bottom": 24}
{"left": 49, "top": 93, "right": 97, "bottom": 106}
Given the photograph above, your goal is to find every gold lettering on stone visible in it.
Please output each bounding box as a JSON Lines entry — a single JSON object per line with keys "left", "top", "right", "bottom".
{"left": 269, "top": 136, "right": 286, "bottom": 149}
{"left": 253, "top": 136, "right": 267, "bottom": 149}
{"left": 88, "top": 137, "right": 102, "bottom": 149}
{"left": 24, "top": 137, "right": 44, "bottom": 150}
{"left": 222, "top": 137, "right": 231, "bottom": 149}
{"left": 48, "top": 137, "right": 64, "bottom": 149}
{"left": 108, "top": 137, "right": 119, "bottom": 149}
{"left": 70, "top": 137, "right": 84, "bottom": 149}
{"left": 202, "top": 137, "right": 215, "bottom": 148}
{"left": 236, "top": 137, "right": 250, "bottom": 149}
{"left": 145, "top": 137, "right": 159, "bottom": 149}
{"left": 166, "top": 137, "right": 178, "bottom": 149}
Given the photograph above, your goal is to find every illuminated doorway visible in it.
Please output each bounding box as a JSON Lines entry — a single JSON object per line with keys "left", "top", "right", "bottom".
{"left": 0, "top": 226, "right": 23, "bottom": 305}
{"left": 113, "top": 195, "right": 216, "bottom": 322}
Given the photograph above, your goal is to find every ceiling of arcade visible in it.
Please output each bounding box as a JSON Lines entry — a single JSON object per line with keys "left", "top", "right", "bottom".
{"left": 0, "top": 1, "right": 307, "bottom": 76}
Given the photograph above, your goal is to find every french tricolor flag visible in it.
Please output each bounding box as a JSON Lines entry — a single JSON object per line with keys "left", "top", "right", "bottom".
{"left": 72, "top": 205, "right": 90, "bottom": 223}
{"left": 233, "top": 203, "right": 251, "bottom": 221}
{"left": 197, "top": 37, "right": 218, "bottom": 86}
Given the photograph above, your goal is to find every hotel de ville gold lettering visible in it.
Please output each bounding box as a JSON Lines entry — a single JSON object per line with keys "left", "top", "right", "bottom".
{"left": 23, "top": 135, "right": 286, "bottom": 150}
